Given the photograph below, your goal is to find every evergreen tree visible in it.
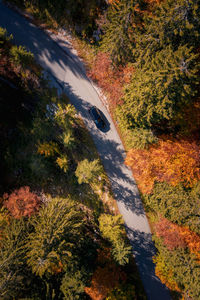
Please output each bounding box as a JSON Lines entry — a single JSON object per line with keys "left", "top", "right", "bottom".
{"left": 99, "top": 214, "right": 132, "bottom": 265}
{"left": 10, "top": 45, "right": 34, "bottom": 70}
{"left": 0, "top": 219, "right": 36, "bottom": 298}
{"left": 101, "top": 0, "right": 145, "bottom": 65}
{"left": 99, "top": 214, "right": 125, "bottom": 243}
{"left": 75, "top": 159, "right": 102, "bottom": 185}
{"left": 111, "top": 240, "right": 132, "bottom": 266}
{"left": 60, "top": 263, "right": 87, "bottom": 300}
{"left": 122, "top": 45, "right": 199, "bottom": 126}
{"left": 154, "top": 238, "right": 200, "bottom": 298}
{"left": 0, "top": 27, "right": 12, "bottom": 48}
{"left": 133, "top": 0, "right": 200, "bottom": 63}
{"left": 26, "top": 197, "right": 84, "bottom": 277}
{"left": 144, "top": 182, "right": 200, "bottom": 233}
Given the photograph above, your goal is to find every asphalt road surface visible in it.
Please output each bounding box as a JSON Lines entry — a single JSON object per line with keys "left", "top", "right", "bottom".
{"left": 0, "top": 2, "right": 171, "bottom": 299}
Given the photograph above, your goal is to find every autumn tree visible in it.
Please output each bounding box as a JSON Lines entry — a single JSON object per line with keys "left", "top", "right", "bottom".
{"left": 89, "top": 52, "right": 133, "bottom": 107}
{"left": 126, "top": 138, "right": 200, "bottom": 194}
{"left": 154, "top": 218, "right": 187, "bottom": 250}
{"left": 3, "top": 186, "right": 41, "bottom": 219}
{"left": 155, "top": 218, "right": 200, "bottom": 260}
{"left": 85, "top": 248, "right": 126, "bottom": 300}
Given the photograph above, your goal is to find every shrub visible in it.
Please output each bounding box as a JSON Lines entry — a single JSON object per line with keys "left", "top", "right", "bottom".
{"left": 10, "top": 45, "right": 34, "bottom": 69}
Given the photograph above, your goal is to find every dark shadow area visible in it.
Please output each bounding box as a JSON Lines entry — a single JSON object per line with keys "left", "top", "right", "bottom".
{"left": 0, "top": 2, "right": 90, "bottom": 81}
{"left": 126, "top": 228, "right": 171, "bottom": 300}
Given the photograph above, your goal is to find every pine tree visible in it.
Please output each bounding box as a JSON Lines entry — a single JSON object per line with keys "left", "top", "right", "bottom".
{"left": 75, "top": 159, "right": 103, "bottom": 185}
{"left": 10, "top": 45, "right": 34, "bottom": 70}
{"left": 144, "top": 182, "right": 200, "bottom": 233}
{"left": 54, "top": 103, "right": 76, "bottom": 130}
{"left": 99, "top": 214, "right": 132, "bottom": 265}
{"left": 101, "top": 0, "right": 145, "bottom": 65}
{"left": 60, "top": 263, "right": 87, "bottom": 300}
{"left": 0, "top": 219, "right": 31, "bottom": 298}
{"left": 122, "top": 44, "right": 199, "bottom": 126}
{"left": 154, "top": 240, "right": 200, "bottom": 298}
{"left": 111, "top": 240, "right": 132, "bottom": 266}
{"left": 133, "top": 0, "right": 200, "bottom": 63}
{"left": 26, "top": 197, "right": 83, "bottom": 277}
{"left": 99, "top": 214, "right": 125, "bottom": 243}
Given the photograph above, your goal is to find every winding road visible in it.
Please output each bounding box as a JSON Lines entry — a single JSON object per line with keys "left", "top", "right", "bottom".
{"left": 0, "top": 2, "right": 171, "bottom": 299}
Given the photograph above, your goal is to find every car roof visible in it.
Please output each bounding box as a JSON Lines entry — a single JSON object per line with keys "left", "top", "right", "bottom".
{"left": 91, "top": 106, "right": 101, "bottom": 117}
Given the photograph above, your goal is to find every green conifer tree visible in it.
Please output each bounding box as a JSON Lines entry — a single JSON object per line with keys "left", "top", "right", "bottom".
{"left": 122, "top": 45, "right": 199, "bottom": 126}
{"left": 101, "top": 0, "right": 145, "bottom": 65}
{"left": 75, "top": 159, "right": 102, "bottom": 185}
{"left": 154, "top": 239, "right": 200, "bottom": 298}
{"left": 60, "top": 263, "right": 87, "bottom": 300}
{"left": 99, "top": 214, "right": 132, "bottom": 265}
{"left": 26, "top": 197, "right": 83, "bottom": 277}
{"left": 144, "top": 182, "right": 200, "bottom": 233}
{"left": 0, "top": 219, "right": 32, "bottom": 298}
{"left": 133, "top": 0, "right": 200, "bottom": 63}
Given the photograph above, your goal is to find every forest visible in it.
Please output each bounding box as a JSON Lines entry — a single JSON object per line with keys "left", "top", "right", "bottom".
{"left": 1, "top": 0, "right": 200, "bottom": 299}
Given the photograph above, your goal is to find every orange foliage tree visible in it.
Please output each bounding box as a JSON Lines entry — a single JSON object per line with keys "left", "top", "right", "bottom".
{"left": 3, "top": 186, "right": 41, "bottom": 218}
{"left": 155, "top": 218, "right": 200, "bottom": 259}
{"left": 85, "top": 247, "right": 126, "bottom": 300}
{"left": 89, "top": 52, "right": 133, "bottom": 107}
{"left": 125, "top": 138, "right": 200, "bottom": 194}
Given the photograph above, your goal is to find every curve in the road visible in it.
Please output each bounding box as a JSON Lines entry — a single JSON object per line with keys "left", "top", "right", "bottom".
{"left": 0, "top": 2, "right": 171, "bottom": 299}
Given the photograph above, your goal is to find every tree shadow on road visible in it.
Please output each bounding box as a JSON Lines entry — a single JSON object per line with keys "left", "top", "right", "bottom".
{"left": 61, "top": 81, "right": 146, "bottom": 216}
{"left": 0, "top": 3, "right": 90, "bottom": 81}
{"left": 126, "top": 227, "right": 170, "bottom": 300}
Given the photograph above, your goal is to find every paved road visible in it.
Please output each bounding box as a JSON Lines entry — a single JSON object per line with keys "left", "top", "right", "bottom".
{"left": 0, "top": 2, "right": 171, "bottom": 299}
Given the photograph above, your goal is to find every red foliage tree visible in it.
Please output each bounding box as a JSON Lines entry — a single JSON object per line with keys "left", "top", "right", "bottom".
{"left": 154, "top": 218, "right": 186, "bottom": 250}
{"left": 89, "top": 52, "right": 134, "bottom": 107}
{"left": 3, "top": 186, "right": 41, "bottom": 218}
{"left": 126, "top": 138, "right": 200, "bottom": 194}
{"left": 155, "top": 218, "right": 200, "bottom": 259}
{"left": 85, "top": 247, "right": 126, "bottom": 300}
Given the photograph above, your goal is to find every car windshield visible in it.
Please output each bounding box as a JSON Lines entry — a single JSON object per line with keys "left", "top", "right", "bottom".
{"left": 91, "top": 108, "right": 100, "bottom": 119}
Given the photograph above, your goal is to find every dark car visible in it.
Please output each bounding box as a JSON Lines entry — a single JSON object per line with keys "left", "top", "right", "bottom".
{"left": 88, "top": 106, "right": 107, "bottom": 130}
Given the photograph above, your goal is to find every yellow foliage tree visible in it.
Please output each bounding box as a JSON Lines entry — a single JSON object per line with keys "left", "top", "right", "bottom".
{"left": 126, "top": 138, "right": 200, "bottom": 194}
